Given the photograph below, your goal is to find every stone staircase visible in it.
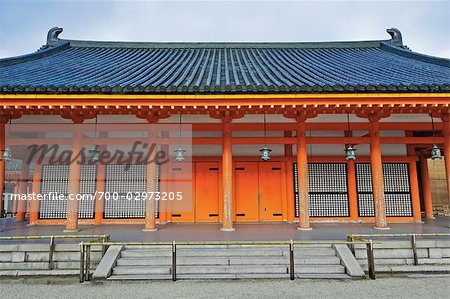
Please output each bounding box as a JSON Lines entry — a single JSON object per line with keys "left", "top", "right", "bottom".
{"left": 0, "top": 243, "right": 102, "bottom": 276}
{"left": 106, "top": 244, "right": 357, "bottom": 280}
{"left": 353, "top": 239, "right": 450, "bottom": 274}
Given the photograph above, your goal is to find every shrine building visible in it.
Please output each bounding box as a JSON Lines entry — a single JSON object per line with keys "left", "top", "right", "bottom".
{"left": 0, "top": 27, "right": 449, "bottom": 232}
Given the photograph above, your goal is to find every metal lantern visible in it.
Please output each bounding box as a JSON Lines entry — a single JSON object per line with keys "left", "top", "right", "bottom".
{"left": 0, "top": 147, "right": 12, "bottom": 161}
{"left": 430, "top": 144, "right": 443, "bottom": 160}
{"left": 429, "top": 117, "right": 443, "bottom": 160}
{"left": 175, "top": 147, "right": 186, "bottom": 162}
{"left": 344, "top": 114, "right": 356, "bottom": 161}
{"left": 89, "top": 146, "right": 100, "bottom": 162}
{"left": 260, "top": 146, "right": 272, "bottom": 161}
{"left": 345, "top": 145, "right": 356, "bottom": 161}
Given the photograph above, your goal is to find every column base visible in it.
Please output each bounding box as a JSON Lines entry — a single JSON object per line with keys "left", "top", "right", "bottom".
{"left": 63, "top": 229, "right": 80, "bottom": 233}
{"left": 297, "top": 227, "right": 313, "bottom": 231}
{"left": 373, "top": 226, "right": 390, "bottom": 230}
{"left": 142, "top": 228, "right": 159, "bottom": 232}
{"left": 26, "top": 223, "right": 37, "bottom": 227}
{"left": 220, "top": 227, "right": 235, "bottom": 232}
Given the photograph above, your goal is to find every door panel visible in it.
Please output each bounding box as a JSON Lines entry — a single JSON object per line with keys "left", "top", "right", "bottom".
{"left": 168, "top": 162, "right": 194, "bottom": 222}
{"left": 195, "top": 162, "right": 220, "bottom": 222}
{"left": 234, "top": 162, "right": 259, "bottom": 222}
{"left": 258, "top": 162, "right": 283, "bottom": 221}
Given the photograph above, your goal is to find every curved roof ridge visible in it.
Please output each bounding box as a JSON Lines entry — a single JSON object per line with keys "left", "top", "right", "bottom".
{"left": 380, "top": 41, "right": 450, "bottom": 68}
{"left": 53, "top": 39, "right": 387, "bottom": 49}
{"left": 0, "top": 41, "right": 70, "bottom": 67}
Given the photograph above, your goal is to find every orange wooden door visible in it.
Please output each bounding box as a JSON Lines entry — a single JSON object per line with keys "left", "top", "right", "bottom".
{"left": 168, "top": 162, "right": 194, "bottom": 222}
{"left": 258, "top": 162, "right": 283, "bottom": 221}
{"left": 195, "top": 162, "right": 220, "bottom": 222}
{"left": 234, "top": 162, "right": 259, "bottom": 222}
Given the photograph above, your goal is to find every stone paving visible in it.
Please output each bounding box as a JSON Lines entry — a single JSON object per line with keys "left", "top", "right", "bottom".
{"left": 0, "top": 216, "right": 449, "bottom": 242}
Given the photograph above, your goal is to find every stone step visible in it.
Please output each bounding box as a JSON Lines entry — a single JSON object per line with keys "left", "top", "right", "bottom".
{"left": 108, "top": 272, "right": 351, "bottom": 280}
{"left": 112, "top": 264, "right": 345, "bottom": 275}
{"left": 357, "top": 257, "right": 450, "bottom": 266}
{"left": 0, "top": 261, "right": 98, "bottom": 270}
{"left": 116, "top": 256, "right": 341, "bottom": 266}
{"left": 0, "top": 252, "right": 102, "bottom": 263}
{"left": 360, "top": 264, "right": 450, "bottom": 273}
{"left": 0, "top": 244, "right": 103, "bottom": 252}
{"left": 354, "top": 248, "right": 429, "bottom": 259}
{"left": 123, "top": 244, "right": 334, "bottom": 250}
{"left": 120, "top": 247, "right": 336, "bottom": 258}
{"left": 0, "top": 269, "right": 80, "bottom": 276}
{"left": 353, "top": 240, "right": 450, "bottom": 249}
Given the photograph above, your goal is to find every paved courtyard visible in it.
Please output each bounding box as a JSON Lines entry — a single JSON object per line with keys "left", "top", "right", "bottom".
{"left": 0, "top": 276, "right": 449, "bottom": 299}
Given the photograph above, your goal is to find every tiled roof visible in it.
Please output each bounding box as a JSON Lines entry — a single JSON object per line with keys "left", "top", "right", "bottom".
{"left": 0, "top": 27, "right": 449, "bottom": 94}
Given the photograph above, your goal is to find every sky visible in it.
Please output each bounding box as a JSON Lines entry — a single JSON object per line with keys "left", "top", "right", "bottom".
{"left": 0, "top": 0, "right": 449, "bottom": 59}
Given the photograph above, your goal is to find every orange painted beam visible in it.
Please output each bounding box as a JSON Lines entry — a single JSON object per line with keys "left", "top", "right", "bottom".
{"left": 1, "top": 93, "right": 449, "bottom": 106}
{"left": 9, "top": 122, "right": 445, "bottom": 132}
{"left": 7, "top": 136, "right": 446, "bottom": 146}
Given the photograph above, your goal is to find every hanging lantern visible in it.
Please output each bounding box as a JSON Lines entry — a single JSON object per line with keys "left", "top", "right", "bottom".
{"left": 259, "top": 112, "right": 271, "bottom": 161}
{"left": 430, "top": 144, "right": 442, "bottom": 160}
{"left": 429, "top": 116, "right": 442, "bottom": 160}
{"left": 0, "top": 146, "right": 12, "bottom": 161}
{"left": 344, "top": 113, "right": 356, "bottom": 161}
{"left": 260, "top": 146, "right": 272, "bottom": 161}
{"left": 345, "top": 144, "right": 356, "bottom": 161}
{"left": 175, "top": 147, "right": 186, "bottom": 162}
{"left": 1, "top": 115, "right": 13, "bottom": 161}
{"left": 89, "top": 145, "right": 100, "bottom": 162}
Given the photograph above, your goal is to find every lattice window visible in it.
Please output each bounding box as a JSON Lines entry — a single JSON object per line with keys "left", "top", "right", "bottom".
{"left": 39, "top": 164, "right": 97, "bottom": 219}
{"left": 293, "top": 163, "right": 350, "bottom": 217}
{"left": 355, "top": 163, "right": 412, "bottom": 217}
{"left": 104, "top": 164, "right": 161, "bottom": 219}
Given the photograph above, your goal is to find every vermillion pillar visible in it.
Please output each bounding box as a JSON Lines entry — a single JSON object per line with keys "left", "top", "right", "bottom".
{"left": 16, "top": 162, "right": 30, "bottom": 221}
{"left": 94, "top": 132, "right": 107, "bottom": 225}
{"left": 65, "top": 123, "right": 83, "bottom": 232}
{"left": 369, "top": 118, "right": 389, "bottom": 229}
{"left": 221, "top": 118, "right": 234, "bottom": 231}
{"left": 28, "top": 163, "right": 42, "bottom": 225}
{"left": 94, "top": 159, "right": 105, "bottom": 225}
{"left": 143, "top": 128, "right": 158, "bottom": 231}
{"left": 0, "top": 122, "right": 5, "bottom": 218}
{"left": 296, "top": 119, "right": 311, "bottom": 230}
{"left": 419, "top": 155, "right": 434, "bottom": 218}
{"left": 442, "top": 114, "right": 450, "bottom": 205}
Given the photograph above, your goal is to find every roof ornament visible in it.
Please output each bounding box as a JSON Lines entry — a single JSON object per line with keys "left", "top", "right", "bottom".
{"left": 47, "top": 27, "right": 63, "bottom": 45}
{"left": 386, "top": 28, "right": 403, "bottom": 46}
